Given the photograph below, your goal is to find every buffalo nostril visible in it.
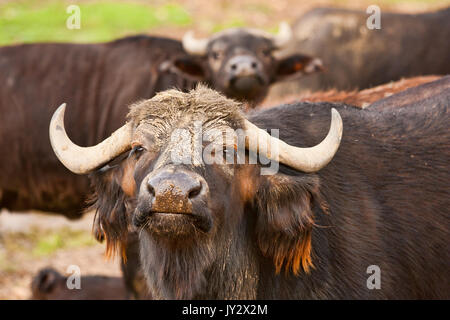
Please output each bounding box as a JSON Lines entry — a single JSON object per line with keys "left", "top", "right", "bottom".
{"left": 147, "top": 183, "right": 155, "bottom": 197}
{"left": 251, "top": 62, "right": 258, "bottom": 69}
{"left": 230, "top": 64, "right": 237, "bottom": 71}
{"left": 188, "top": 183, "right": 202, "bottom": 199}
{"left": 133, "top": 211, "right": 148, "bottom": 228}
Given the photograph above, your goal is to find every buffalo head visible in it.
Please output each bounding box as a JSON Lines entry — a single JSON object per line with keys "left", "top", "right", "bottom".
{"left": 164, "top": 23, "right": 323, "bottom": 107}
{"left": 49, "top": 86, "right": 342, "bottom": 299}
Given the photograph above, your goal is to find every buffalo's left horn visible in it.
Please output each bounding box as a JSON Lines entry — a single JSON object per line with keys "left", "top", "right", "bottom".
{"left": 272, "top": 22, "right": 293, "bottom": 48}
{"left": 244, "top": 108, "right": 343, "bottom": 173}
{"left": 182, "top": 31, "right": 209, "bottom": 55}
{"left": 49, "top": 103, "right": 132, "bottom": 174}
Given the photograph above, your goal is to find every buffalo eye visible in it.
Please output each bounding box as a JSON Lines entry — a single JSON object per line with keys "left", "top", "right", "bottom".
{"left": 261, "top": 48, "right": 272, "bottom": 57}
{"left": 129, "top": 145, "right": 145, "bottom": 159}
{"left": 211, "top": 51, "right": 222, "bottom": 60}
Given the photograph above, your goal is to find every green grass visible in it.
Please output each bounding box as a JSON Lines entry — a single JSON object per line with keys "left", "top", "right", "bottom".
{"left": 0, "top": 0, "right": 192, "bottom": 45}
{"left": 0, "top": 227, "right": 97, "bottom": 259}
{"left": 32, "top": 233, "right": 65, "bottom": 256}
{"left": 32, "top": 228, "right": 97, "bottom": 257}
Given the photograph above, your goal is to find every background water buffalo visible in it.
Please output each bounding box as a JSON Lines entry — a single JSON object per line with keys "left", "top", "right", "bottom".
{"left": 270, "top": 6, "right": 450, "bottom": 96}
{"left": 31, "top": 267, "right": 127, "bottom": 300}
{"left": 169, "top": 23, "right": 323, "bottom": 107}
{"left": 262, "top": 75, "right": 441, "bottom": 108}
{"left": 51, "top": 80, "right": 449, "bottom": 299}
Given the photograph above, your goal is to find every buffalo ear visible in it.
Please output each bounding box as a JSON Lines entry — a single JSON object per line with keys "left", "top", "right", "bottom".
{"left": 33, "top": 269, "right": 59, "bottom": 294}
{"left": 254, "top": 173, "right": 326, "bottom": 275}
{"left": 273, "top": 54, "right": 324, "bottom": 82}
{"left": 161, "top": 56, "right": 207, "bottom": 81}
{"left": 87, "top": 166, "right": 130, "bottom": 259}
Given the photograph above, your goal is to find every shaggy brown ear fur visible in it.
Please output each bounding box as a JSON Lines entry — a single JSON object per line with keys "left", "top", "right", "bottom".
{"left": 87, "top": 159, "right": 135, "bottom": 259}
{"left": 254, "top": 173, "right": 327, "bottom": 275}
{"left": 161, "top": 57, "right": 208, "bottom": 82}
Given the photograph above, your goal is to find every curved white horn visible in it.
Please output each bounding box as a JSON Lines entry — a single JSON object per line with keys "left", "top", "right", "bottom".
{"left": 272, "top": 22, "right": 293, "bottom": 48}
{"left": 49, "top": 103, "right": 132, "bottom": 174}
{"left": 244, "top": 108, "right": 343, "bottom": 173}
{"left": 182, "top": 31, "right": 209, "bottom": 55}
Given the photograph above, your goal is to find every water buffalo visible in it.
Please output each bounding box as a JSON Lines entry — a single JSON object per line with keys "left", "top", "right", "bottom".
{"left": 49, "top": 80, "right": 449, "bottom": 299}
{"left": 270, "top": 7, "right": 450, "bottom": 96}
{"left": 0, "top": 25, "right": 322, "bottom": 298}
{"left": 31, "top": 267, "right": 127, "bottom": 300}
{"left": 169, "top": 22, "right": 323, "bottom": 107}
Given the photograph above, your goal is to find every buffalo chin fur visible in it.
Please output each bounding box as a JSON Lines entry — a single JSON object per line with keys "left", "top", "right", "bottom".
{"left": 139, "top": 230, "right": 215, "bottom": 299}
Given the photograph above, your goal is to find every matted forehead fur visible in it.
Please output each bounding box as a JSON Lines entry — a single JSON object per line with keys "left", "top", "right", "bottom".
{"left": 127, "top": 86, "right": 245, "bottom": 141}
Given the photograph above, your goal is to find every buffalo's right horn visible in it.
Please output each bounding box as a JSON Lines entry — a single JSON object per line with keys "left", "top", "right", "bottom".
{"left": 182, "top": 31, "right": 209, "bottom": 55}
{"left": 272, "top": 22, "right": 293, "bottom": 48}
{"left": 49, "top": 103, "right": 132, "bottom": 174}
{"left": 244, "top": 108, "right": 343, "bottom": 173}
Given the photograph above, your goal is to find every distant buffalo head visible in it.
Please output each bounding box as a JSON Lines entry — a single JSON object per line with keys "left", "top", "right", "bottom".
{"left": 31, "top": 267, "right": 127, "bottom": 300}
{"left": 164, "top": 23, "right": 323, "bottom": 107}
{"left": 49, "top": 86, "right": 342, "bottom": 299}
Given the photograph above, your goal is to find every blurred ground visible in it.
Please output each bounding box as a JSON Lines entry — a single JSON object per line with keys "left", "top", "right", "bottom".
{"left": 0, "top": 210, "right": 121, "bottom": 299}
{"left": 0, "top": 0, "right": 448, "bottom": 300}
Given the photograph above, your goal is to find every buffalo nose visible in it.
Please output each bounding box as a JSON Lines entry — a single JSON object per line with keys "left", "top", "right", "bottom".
{"left": 146, "top": 169, "right": 202, "bottom": 213}
{"left": 226, "top": 55, "right": 261, "bottom": 77}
